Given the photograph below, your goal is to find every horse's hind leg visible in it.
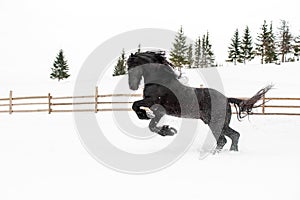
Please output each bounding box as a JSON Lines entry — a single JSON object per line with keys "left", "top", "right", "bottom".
{"left": 223, "top": 126, "right": 240, "bottom": 151}
{"left": 208, "top": 121, "right": 226, "bottom": 153}
{"left": 208, "top": 103, "right": 232, "bottom": 152}
{"left": 216, "top": 135, "right": 227, "bottom": 150}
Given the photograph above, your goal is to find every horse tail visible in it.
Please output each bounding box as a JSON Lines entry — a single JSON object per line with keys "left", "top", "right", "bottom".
{"left": 228, "top": 85, "right": 273, "bottom": 120}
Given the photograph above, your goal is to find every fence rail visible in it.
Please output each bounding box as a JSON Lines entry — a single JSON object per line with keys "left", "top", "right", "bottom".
{"left": 0, "top": 87, "right": 300, "bottom": 116}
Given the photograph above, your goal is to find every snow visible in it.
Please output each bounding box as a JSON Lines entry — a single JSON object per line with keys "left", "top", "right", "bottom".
{"left": 1, "top": 62, "right": 300, "bottom": 200}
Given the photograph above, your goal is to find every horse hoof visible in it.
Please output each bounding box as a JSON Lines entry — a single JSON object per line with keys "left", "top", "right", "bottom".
{"left": 158, "top": 125, "right": 177, "bottom": 136}
{"left": 230, "top": 145, "right": 239, "bottom": 151}
{"left": 169, "top": 127, "right": 177, "bottom": 135}
{"left": 211, "top": 149, "right": 221, "bottom": 155}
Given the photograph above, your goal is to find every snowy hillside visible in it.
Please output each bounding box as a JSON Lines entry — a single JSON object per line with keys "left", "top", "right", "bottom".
{"left": 0, "top": 62, "right": 300, "bottom": 200}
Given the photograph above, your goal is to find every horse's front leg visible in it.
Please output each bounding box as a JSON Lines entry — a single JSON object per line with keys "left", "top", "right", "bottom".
{"left": 132, "top": 99, "right": 155, "bottom": 120}
{"left": 148, "top": 105, "right": 177, "bottom": 136}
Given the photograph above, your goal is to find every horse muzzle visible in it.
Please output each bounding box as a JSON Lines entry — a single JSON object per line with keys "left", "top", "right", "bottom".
{"left": 129, "top": 84, "right": 139, "bottom": 90}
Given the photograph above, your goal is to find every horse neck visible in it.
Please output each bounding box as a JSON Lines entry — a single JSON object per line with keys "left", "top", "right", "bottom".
{"left": 142, "top": 65, "right": 178, "bottom": 86}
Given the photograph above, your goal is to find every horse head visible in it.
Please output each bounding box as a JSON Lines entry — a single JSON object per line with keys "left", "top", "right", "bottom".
{"left": 127, "top": 66, "right": 143, "bottom": 90}
{"left": 127, "top": 51, "right": 177, "bottom": 90}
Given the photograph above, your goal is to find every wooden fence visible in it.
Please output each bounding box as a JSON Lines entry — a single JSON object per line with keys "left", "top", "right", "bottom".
{"left": 0, "top": 87, "right": 300, "bottom": 116}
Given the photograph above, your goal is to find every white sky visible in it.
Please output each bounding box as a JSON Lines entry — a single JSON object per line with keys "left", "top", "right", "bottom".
{"left": 0, "top": 0, "right": 299, "bottom": 78}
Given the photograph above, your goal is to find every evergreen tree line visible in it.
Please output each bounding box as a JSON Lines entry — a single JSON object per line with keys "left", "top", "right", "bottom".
{"left": 228, "top": 20, "right": 300, "bottom": 65}
{"left": 170, "top": 26, "right": 215, "bottom": 69}
{"left": 112, "top": 20, "right": 300, "bottom": 76}
{"left": 112, "top": 26, "right": 216, "bottom": 76}
{"left": 49, "top": 21, "right": 300, "bottom": 80}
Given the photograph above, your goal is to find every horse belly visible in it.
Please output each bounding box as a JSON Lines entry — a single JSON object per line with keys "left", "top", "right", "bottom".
{"left": 166, "top": 103, "right": 204, "bottom": 119}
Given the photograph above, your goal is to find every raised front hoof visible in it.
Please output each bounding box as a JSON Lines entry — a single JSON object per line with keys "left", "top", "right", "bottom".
{"left": 230, "top": 145, "right": 239, "bottom": 151}
{"left": 158, "top": 125, "right": 177, "bottom": 136}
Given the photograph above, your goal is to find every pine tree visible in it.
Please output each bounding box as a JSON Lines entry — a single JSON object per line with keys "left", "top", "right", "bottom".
{"left": 256, "top": 20, "right": 269, "bottom": 64}
{"left": 240, "top": 26, "right": 255, "bottom": 64}
{"left": 200, "top": 35, "right": 207, "bottom": 68}
{"left": 265, "top": 22, "right": 278, "bottom": 63}
{"left": 186, "top": 44, "right": 193, "bottom": 68}
{"left": 113, "top": 49, "right": 126, "bottom": 76}
{"left": 277, "top": 20, "right": 293, "bottom": 62}
{"left": 199, "top": 32, "right": 215, "bottom": 68}
{"left": 50, "top": 49, "right": 70, "bottom": 81}
{"left": 194, "top": 37, "right": 201, "bottom": 68}
{"left": 170, "top": 26, "right": 188, "bottom": 69}
{"left": 228, "top": 29, "right": 242, "bottom": 65}
{"left": 204, "top": 32, "right": 215, "bottom": 67}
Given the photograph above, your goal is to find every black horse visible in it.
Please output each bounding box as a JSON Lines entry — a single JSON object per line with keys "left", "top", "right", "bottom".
{"left": 127, "top": 51, "right": 271, "bottom": 151}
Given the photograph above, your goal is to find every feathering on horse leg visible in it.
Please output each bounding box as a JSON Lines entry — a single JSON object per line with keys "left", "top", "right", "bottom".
{"left": 216, "top": 135, "right": 227, "bottom": 150}
{"left": 223, "top": 127, "right": 240, "bottom": 151}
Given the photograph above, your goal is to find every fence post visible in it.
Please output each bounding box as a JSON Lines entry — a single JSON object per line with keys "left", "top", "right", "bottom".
{"left": 262, "top": 93, "right": 266, "bottom": 114}
{"left": 9, "top": 90, "right": 13, "bottom": 114}
{"left": 95, "top": 86, "right": 98, "bottom": 113}
{"left": 48, "top": 93, "right": 52, "bottom": 114}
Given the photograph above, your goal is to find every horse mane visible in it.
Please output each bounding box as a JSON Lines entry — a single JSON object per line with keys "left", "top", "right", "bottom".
{"left": 127, "top": 51, "right": 179, "bottom": 83}
{"left": 127, "top": 51, "right": 175, "bottom": 70}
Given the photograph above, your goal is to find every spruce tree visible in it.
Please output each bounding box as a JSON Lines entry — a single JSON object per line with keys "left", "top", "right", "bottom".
{"left": 170, "top": 26, "right": 188, "bottom": 70}
{"left": 200, "top": 35, "right": 207, "bottom": 68}
{"left": 241, "top": 26, "right": 255, "bottom": 64}
{"left": 204, "top": 32, "right": 215, "bottom": 67}
{"left": 265, "top": 22, "right": 278, "bottom": 63}
{"left": 277, "top": 20, "right": 293, "bottom": 62}
{"left": 194, "top": 37, "right": 201, "bottom": 68}
{"left": 228, "top": 29, "right": 242, "bottom": 65}
{"left": 50, "top": 49, "right": 70, "bottom": 81}
{"left": 256, "top": 20, "right": 269, "bottom": 64}
{"left": 199, "top": 33, "right": 215, "bottom": 68}
{"left": 113, "top": 49, "right": 127, "bottom": 76}
{"left": 186, "top": 44, "right": 193, "bottom": 68}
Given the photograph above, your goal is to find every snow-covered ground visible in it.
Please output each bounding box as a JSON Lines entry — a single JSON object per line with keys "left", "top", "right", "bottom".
{"left": 1, "top": 62, "right": 300, "bottom": 200}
